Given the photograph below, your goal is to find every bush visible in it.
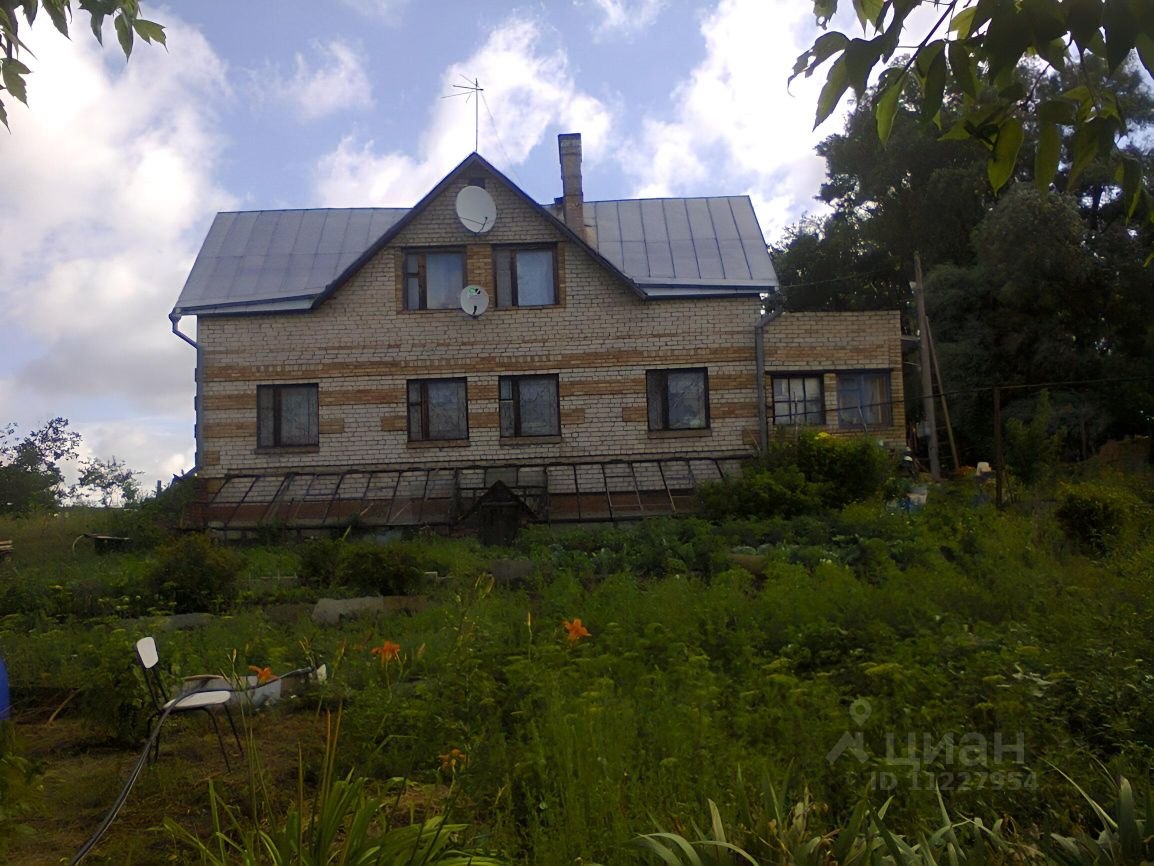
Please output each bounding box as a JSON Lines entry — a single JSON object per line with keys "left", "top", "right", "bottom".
{"left": 147, "top": 533, "right": 244, "bottom": 613}
{"left": 1056, "top": 482, "right": 1142, "bottom": 554}
{"left": 335, "top": 542, "right": 422, "bottom": 596}
{"left": 298, "top": 537, "right": 343, "bottom": 589}
{"left": 697, "top": 432, "right": 895, "bottom": 520}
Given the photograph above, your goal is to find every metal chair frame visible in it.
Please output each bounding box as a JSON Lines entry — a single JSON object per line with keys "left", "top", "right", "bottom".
{"left": 134, "top": 636, "right": 242, "bottom": 770}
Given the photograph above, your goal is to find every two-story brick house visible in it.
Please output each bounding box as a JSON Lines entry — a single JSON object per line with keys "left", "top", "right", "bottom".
{"left": 171, "top": 134, "right": 904, "bottom": 531}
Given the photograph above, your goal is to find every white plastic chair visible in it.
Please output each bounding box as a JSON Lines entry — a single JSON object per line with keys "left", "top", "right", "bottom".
{"left": 134, "top": 636, "right": 241, "bottom": 769}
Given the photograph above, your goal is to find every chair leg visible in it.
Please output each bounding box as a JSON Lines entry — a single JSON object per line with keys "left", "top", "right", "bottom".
{"left": 223, "top": 705, "right": 244, "bottom": 756}
{"left": 201, "top": 708, "right": 231, "bottom": 772}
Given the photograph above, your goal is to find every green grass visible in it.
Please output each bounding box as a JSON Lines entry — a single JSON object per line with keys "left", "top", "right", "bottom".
{"left": 2, "top": 467, "right": 1153, "bottom": 862}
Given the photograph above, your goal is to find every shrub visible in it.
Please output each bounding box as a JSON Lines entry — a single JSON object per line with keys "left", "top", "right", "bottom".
{"left": 1005, "top": 390, "right": 1065, "bottom": 486}
{"left": 298, "top": 537, "right": 343, "bottom": 588}
{"left": 697, "top": 433, "right": 894, "bottom": 520}
{"left": 1056, "top": 482, "right": 1142, "bottom": 554}
{"left": 147, "top": 533, "right": 244, "bottom": 613}
{"left": 335, "top": 542, "right": 422, "bottom": 596}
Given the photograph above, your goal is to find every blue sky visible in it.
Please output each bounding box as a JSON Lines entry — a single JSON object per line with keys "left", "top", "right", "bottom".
{"left": 0, "top": 0, "right": 879, "bottom": 494}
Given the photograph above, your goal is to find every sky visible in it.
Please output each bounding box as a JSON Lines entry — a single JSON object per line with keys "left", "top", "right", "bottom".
{"left": 0, "top": 0, "right": 898, "bottom": 496}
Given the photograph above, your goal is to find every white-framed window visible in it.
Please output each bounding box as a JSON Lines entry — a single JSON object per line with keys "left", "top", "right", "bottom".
{"left": 772, "top": 374, "right": 825, "bottom": 425}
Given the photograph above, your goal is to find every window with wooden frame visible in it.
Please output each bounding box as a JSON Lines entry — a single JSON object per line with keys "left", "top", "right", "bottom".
{"left": 772, "top": 374, "right": 825, "bottom": 425}
{"left": 493, "top": 245, "right": 557, "bottom": 307}
{"left": 499, "top": 375, "right": 560, "bottom": 437}
{"left": 646, "top": 368, "right": 709, "bottom": 431}
{"left": 407, "top": 378, "right": 468, "bottom": 441}
{"left": 257, "top": 384, "right": 319, "bottom": 448}
{"left": 403, "top": 249, "right": 465, "bottom": 310}
{"left": 836, "top": 371, "right": 892, "bottom": 429}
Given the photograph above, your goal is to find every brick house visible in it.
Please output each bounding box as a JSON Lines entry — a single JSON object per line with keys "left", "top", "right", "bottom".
{"left": 171, "top": 134, "right": 904, "bottom": 531}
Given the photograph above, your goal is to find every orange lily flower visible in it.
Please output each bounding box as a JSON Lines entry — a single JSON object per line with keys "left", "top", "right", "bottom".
{"left": 248, "top": 665, "right": 275, "bottom": 684}
{"left": 370, "top": 640, "right": 402, "bottom": 666}
{"left": 562, "top": 618, "right": 591, "bottom": 643}
{"left": 438, "top": 747, "right": 467, "bottom": 772}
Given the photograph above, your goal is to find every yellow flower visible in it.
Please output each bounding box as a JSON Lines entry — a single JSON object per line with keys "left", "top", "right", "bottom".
{"left": 370, "top": 640, "right": 401, "bottom": 667}
{"left": 562, "top": 618, "right": 591, "bottom": 643}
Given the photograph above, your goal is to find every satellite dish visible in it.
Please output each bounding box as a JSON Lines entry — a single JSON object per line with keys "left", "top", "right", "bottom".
{"left": 455, "top": 186, "right": 497, "bottom": 233}
{"left": 460, "top": 285, "right": 490, "bottom": 318}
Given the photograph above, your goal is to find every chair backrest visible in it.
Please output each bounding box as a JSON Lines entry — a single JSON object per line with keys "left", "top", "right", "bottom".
{"left": 136, "top": 636, "right": 159, "bottom": 670}
{"left": 135, "top": 636, "right": 168, "bottom": 711}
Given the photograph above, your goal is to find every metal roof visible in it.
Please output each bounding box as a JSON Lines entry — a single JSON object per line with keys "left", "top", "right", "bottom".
{"left": 175, "top": 208, "right": 407, "bottom": 315}
{"left": 586, "top": 197, "right": 775, "bottom": 298}
{"left": 173, "top": 193, "right": 776, "bottom": 316}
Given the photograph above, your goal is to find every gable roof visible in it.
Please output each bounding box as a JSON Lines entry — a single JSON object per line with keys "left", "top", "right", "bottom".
{"left": 172, "top": 153, "right": 777, "bottom": 317}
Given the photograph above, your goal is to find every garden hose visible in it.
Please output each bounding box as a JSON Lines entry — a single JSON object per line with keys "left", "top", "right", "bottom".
{"left": 68, "top": 666, "right": 317, "bottom": 864}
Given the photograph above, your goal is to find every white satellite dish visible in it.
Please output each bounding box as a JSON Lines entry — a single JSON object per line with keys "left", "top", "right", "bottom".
{"left": 460, "top": 285, "right": 490, "bottom": 318}
{"left": 455, "top": 185, "right": 497, "bottom": 233}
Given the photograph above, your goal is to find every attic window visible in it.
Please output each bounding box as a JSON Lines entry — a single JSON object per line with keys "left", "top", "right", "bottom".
{"left": 404, "top": 250, "right": 465, "bottom": 310}
{"left": 494, "top": 246, "right": 557, "bottom": 307}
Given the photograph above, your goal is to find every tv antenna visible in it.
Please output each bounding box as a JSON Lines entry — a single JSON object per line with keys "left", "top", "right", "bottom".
{"left": 443, "top": 75, "right": 483, "bottom": 152}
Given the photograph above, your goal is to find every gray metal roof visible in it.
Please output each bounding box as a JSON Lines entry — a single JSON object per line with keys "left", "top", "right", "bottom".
{"left": 585, "top": 197, "right": 775, "bottom": 298}
{"left": 173, "top": 196, "right": 775, "bottom": 316}
{"left": 175, "top": 208, "right": 407, "bottom": 315}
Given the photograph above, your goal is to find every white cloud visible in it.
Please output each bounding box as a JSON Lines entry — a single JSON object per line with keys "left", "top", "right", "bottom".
{"left": 0, "top": 15, "right": 233, "bottom": 490}
{"left": 251, "top": 39, "right": 374, "bottom": 122}
{"left": 337, "top": 0, "right": 410, "bottom": 22}
{"left": 620, "top": 0, "right": 950, "bottom": 242}
{"left": 313, "top": 15, "right": 614, "bottom": 206}
{"left": 618, "top": 0, "right": 834, "bottom": 241}
{"left": 583, "top": 0, "right": 667, "bottom": 39}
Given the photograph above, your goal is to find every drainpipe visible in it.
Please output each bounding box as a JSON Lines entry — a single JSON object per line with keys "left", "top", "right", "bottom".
{"left": 755, "top": 296, "right": 785, "bottom": 456}
{"left": 169, "top": 312, "right": 199, "bottom": 349}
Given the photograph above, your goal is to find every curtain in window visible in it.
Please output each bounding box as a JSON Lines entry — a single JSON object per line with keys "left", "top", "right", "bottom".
{"left": 279, "top": 386, "right": 319, "bottom": 445}
{"left": 425, "top": 253, "right": 463, "bottom": 309}
{"left": 666, "top": 370, "right": 706, "bottom": 429}
{"left": 515, "top": 250, "right": 554, "bottom": 306}
{"left": 517, "top": 377, "right": 559, "bottom": 435}
{"left": 426, "top": 380, "right": 467, "bottom": 439}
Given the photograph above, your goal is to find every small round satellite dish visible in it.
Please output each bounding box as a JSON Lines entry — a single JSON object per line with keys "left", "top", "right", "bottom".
{"left": 455, "top": 186, "right": 497, "bottom": 234}
{"left": 460, "top": 285, "right": 490, "bottom": 318}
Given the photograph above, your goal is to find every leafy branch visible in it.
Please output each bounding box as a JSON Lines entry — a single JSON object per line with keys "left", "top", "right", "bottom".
{"left": 0, "top": 0, "right": 166, "bottom": 129}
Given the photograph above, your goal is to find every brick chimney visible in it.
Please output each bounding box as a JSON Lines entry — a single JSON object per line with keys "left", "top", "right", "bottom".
{"left": 558, "top": 132, "right": 584, "bottom": 232}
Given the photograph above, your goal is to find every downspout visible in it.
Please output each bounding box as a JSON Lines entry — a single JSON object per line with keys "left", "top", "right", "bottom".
{"left": 755, "top": 296, "right": 785, "bottom": 456}
{"left": 169, "top": 312, "right": 203, "bottom": 474}
{"left": 169, "top": 312, "right": 199, "bottom": 349}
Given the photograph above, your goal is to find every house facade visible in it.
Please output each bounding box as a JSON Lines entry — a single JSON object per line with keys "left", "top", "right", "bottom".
{"left": 171, "top": 135, "right": 904, "bottom": 531}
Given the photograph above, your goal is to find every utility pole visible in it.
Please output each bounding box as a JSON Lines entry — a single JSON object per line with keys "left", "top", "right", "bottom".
{"left": 914, "top": 253, "right": 941, "bottom": 480}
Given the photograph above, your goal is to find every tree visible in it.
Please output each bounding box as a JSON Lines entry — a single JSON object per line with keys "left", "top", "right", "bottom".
{"left": 0, "top": 417, "right": 81, "bottom": 514}
{"left": 0, "top": 0, "right": 166, "bottom": 129}
{"left": 793, "top": 0, "right": 1154, "bottom": 235}
{"left": 74, "top": 455, "right": 141, "bottom": 507}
